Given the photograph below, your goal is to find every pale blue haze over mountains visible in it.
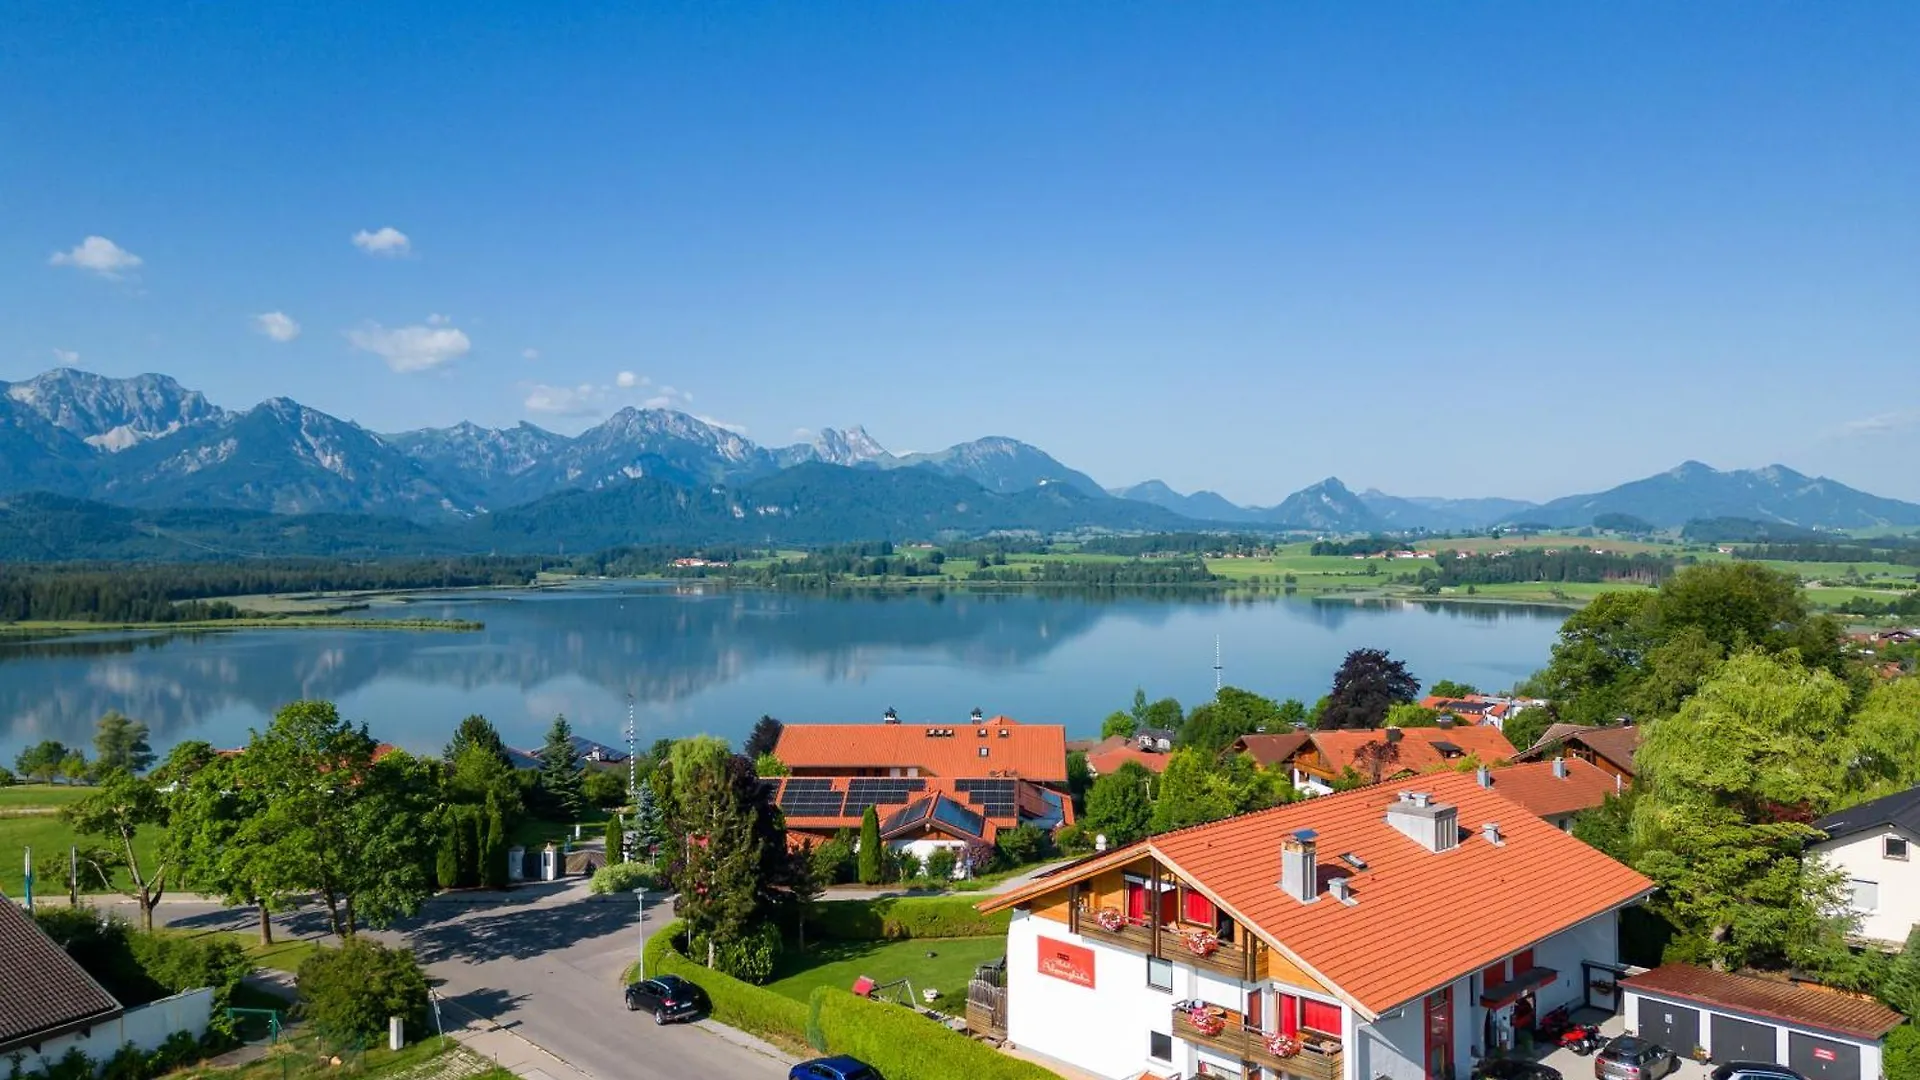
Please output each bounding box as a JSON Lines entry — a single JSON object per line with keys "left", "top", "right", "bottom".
{"left": 4, "top": 5, "right": 1917, "bottom": 505}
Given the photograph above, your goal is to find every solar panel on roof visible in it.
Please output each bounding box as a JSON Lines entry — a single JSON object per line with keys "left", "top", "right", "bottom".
{"left": 930, "top": 798, "right": 987, "bottom": 839}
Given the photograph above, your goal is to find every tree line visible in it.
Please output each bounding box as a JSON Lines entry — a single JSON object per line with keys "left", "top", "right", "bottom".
{"left": 1736, "top": 542, "right": 1920, "bottom": 568}
{"left": 1423, "top": 547, "right": 1673, "bottom": 587}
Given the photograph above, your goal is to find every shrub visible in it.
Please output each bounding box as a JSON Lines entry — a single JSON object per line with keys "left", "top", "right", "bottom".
{"left": 925, "top": 848, "right": 958, "bottom": 881}
{"left": 895, "top": 851, "right": 922, "bottom": 882}
{"left": 642, "top": 920, "right": 807, "bottom": 1045}
{"left": 1885, "top": 1024, "right": 1920, "bottom": 1080}
{"left": 1052, "top": 824, "right": 1093, "bottom": 855}
{"left": 811, "top": 836, "right": 854, "bottom": 885}
{"left": 693, "top": 921, "right": 782, "bottom": 984}
{"left": 584, "top": 768, "right": 628, "bottom": 808}
{"left": 128, "top": 931, "right": 250, "bottom": 1007}
{"left": 295, "top": 937, "right": 429, "bottom": 1043}
{"left": 589, "top": 860, "right": 658, "bottom": 895}
{"left": 804, "top": 897, "right": 1010, "bottom": 941}
{"left": 995, "top": 823, "right": 1048, "bottom": 867}
{"left": 812, "top": 987, "right": 1059, "bottom": 1080}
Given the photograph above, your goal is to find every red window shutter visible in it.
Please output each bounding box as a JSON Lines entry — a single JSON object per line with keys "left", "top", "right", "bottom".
{"left": 1184, "top": 890, "right": 1216, "bottom": 924}
{"left": 1515, "top": 949, "right": 1535, "bottom": 972}
{"left": 1301, "top": 999, "right": 1341, "bottom": 1035}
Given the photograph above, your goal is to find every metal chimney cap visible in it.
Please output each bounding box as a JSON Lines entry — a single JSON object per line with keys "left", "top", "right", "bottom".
{"left": 1292, "top": 828, "right": 1319, "bottom": 842}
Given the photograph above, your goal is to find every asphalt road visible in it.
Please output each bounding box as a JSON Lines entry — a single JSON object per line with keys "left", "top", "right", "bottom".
{"left": 145, "top": 883, "right": 793, "bottom": 1080}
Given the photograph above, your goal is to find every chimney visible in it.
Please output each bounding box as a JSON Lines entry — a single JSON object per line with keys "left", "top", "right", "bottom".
{"left": 1095, "top": 833, "right": 1109, "bottom": 853}
{"left": 1386, "top": 791, "right": 1460, "bottom": 853}
{"left": 1328, "top": 877, "right": 1356, "bottom": 906}
{"left": 1280, "top": 829, "right": 1319, "bottom": 903}
{"left": 1552, "top": 757, "right": 1568, "bottom": 780}
{"left": 972, "top": 707, "right": 985, "bottom": 721}
{"left": 884, "top": 708, "right": 899, "bottom": 725}
{"left": 1476, "top": 765, "right": 1493, "bottom": 789}
{"left": 1437, "top": 715, "right": 1455, "bottom": 729}
{"left": 1385, "top": 727, "right": 1404, "bottom": 744}
{"left": 1482, "top": 822, "right": 1504, "bottom": 846}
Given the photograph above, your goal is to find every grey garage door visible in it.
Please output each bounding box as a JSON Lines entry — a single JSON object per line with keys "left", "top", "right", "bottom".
{"left": 1787, "top": 1032, "right": 1861, "bottom": 1080}
{"left": 1636, "top": 998, "right": 1699, "bottom": 1055}
{"left": 1710, "top": 1015, "right": 1776, "bottom": 1064}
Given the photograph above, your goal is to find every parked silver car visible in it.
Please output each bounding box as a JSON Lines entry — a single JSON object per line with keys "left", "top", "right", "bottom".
{"left": 1593, "top": 1036, "right": 1679, "bottom": 1080}
{"left": 1709, "top": 1065, "right": 1805, "bottom": 1080}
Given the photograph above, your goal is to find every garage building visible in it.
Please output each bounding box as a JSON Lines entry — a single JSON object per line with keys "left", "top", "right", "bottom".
{"left": 1621, "top": 965, "right": 1901, "bottom": 1080}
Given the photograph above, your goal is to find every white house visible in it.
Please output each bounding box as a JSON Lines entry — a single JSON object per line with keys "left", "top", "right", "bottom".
{"left": 1811, "top": 786, "right": 1920, "bottom": 947}
{"left": 978, "top": 772, "right": 1653, "bottom": 1080}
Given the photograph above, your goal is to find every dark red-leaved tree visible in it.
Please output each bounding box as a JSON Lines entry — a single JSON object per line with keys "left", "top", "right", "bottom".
{"left": 1318, "top": 648, "right": 1420, "bottom": 730}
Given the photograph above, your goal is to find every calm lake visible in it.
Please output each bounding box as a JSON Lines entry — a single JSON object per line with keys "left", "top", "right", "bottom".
{"left": 0, "top": 584, "right": 1569, "bottom": 765}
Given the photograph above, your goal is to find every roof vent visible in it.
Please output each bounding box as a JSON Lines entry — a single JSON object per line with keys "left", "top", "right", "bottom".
{"left": 999, "top": 728, "right": 1010, "bottom": 737}
{"left": 926, "top": 727, "right": 937, "bottom": 736}
{"left": 1482, "top": 822, "right": 1504, "bottom": 846}
{"left": 1280, "top": 829, "right": 1319, "bottom": 904}
{"left": 1387, "top": 792, "right": 1459, "bottom": 853}
{"left": 1476, "top": 765, "right": 1493, "bottom": 789}
{"left": 1328, "top": 877, "right": 1356, "bottom": 906}
{"left": 978, "top": 728, "right": 988, "bottom": 737}
{"left": 1552, "top": 757, "right": 1568, "bottom": 780}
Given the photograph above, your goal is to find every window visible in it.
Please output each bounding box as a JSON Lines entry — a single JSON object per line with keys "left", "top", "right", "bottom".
{"left": 1149, "top": 1032, "right": 1173, "bottom": 1062}
{"left": 1147, "top": 956, "right": 1174, "bottom": 992}
{"left": 1183, "top": 888, "right": 1216, "bottom": 925}
{"left": 1886, "top": 836, "right": 1910, "bottom": 861}
{"left": 1851, "top": 879, "right": 1880, "bottom": 912}
{"left": 978, "top": 747, "right": 989, "bottom": 758}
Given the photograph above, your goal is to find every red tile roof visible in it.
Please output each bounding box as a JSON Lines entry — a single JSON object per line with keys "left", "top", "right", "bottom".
{"left": 1420, "top": 696, "right": 1512, "bottom": 720}
{"left": 1308, "top": 725, "right": 1517, "bottom": 778}
{"left": 774, "top": 715, "right": 1066, "bottom": 782}
{"left": 1621, "top": 965, "right": 1903, "bottom": 1041}
{"left": 984, "top": 771, "right": 1652, "bottom": 1017}
{"left": 771, "top": 775, "right": 1070, "bottom": 837}
{"left": 1515, "top": 724, "right": 1643, "bottom": 776}
{"left": 1483, "top": 759, "right": 1622, "bottom": 819}
{"left": 0, "top": 898, "right": 123, "bottom": 1053}
{"left": 1087, "top": 744, "right": 1171, "bottom": 775}
{"left": 1231, "top": 732, "right": 1311, "bottom": 768}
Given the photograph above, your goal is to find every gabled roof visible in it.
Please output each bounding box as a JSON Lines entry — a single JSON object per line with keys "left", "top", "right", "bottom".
{"left": 1231, "top": 732, "right": 1311, "bottom": 768}
{"left": 1482, "top": 759, "right": 1622, "bottom": 819}
{"left": 1814, "top": 785, "right": 1920, "bottom": 844}
{"left": 0, "top": 898, "right": 124, "bottom": 1053}
{"left": 1514, "top": 723, "right": 1643, "bottom": 775}
{"left": 774, "top": 716, "right": 1066, "bottom": 781}
{"left": 881, "top": 793, "right": 992, "bottom": 844}
{"left": 1307, "top": 725, "right": 1516, "bottom": 778}
{"left": 1087, "top": 742, "right": 1171, "bottom": 776}
{"left": 982, "top": 771, "right": 1652, "bottom": 1018}
{"left": 1621, "top": 965, "right": 1903, "bottom": 1041}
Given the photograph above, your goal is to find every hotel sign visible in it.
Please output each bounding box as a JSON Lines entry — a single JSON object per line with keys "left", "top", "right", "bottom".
{"left": 1038, "top": 937, "right": 1095, "bottom": 988}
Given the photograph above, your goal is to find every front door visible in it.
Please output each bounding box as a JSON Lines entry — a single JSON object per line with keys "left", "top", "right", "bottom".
{"left": 1426, "top": 986, "right": 1453, "bottom": 1080}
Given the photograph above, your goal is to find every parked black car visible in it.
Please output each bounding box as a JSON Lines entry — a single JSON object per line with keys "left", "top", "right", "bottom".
{"left": 624, "top": 975, "right": 708, "bottom": 1024}
{"left": 1710, "top": 1065, "right": 1806, "bottom": 1080}
{"left": 1473, "top": 1059, "right": 1563, "bottom": 1080}
{"left": 789, "top": 1057, "right": 880, "bottom": 1080}
{"left": 1594, "top": 1036, "right": 1680, "bottom": 1080}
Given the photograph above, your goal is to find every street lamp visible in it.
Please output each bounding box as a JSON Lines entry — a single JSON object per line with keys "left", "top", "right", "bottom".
{"left": 634, "top": 887, "right": 648, "bottom": 974}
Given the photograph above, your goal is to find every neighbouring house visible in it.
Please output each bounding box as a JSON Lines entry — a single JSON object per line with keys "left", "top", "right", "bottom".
{"left": 769, "top": 712, "right": 1072, "bottom": 870}
{"left": 1230, "top": 733, "right": 1312, "bottom": 772}
{"left": 1473, "top": 759, "right": 1624, "bottom": 831}
{"left": 0, "top": 899, "right": 215, "bottom": 1075}
{"left": 1416, "top": 695, "right": 1544, "bottom": 732}
{"left": 976, "top": 771, "right": 1653, "bottom": 1080}
{"left": 1289, "top": 725, "right": 1518, "bottom": 796}
{"left": 1512, "top": 723, "right": 1642, "bottom": 784}
{"left": 1137, "top": 728, "right": 1179, "bottom": 754}
{"left": 1620, "top": 965, "right": 1900, "bottom": 1080}
{"left": 1810, "top": 786, "right": 1920, "bottom": 948}
{"left": 1086, "top": 736, "right": 1173, "bottom": 777}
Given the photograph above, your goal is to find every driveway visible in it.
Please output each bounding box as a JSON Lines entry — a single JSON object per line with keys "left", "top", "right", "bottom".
{"left": 141, "top": 883, "right": 793, "bottom": 1080}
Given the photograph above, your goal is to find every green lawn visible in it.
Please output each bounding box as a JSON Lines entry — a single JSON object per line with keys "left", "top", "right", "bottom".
{"left": 764, "top": 936, "right": 1005, "bottom": 1010}
{"left": 506, "top": 813, "right": 614, "bottom": 852}
{"left": 0, "top": 787, "right": 166, "bottom": 896}
{"left": 0, "top": 783, "right": 92, "bottom": 807}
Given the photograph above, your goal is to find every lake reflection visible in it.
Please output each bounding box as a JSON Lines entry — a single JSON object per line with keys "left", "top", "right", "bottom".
{"left": 0, "top": 584, "right": 1567, "bottom": 763}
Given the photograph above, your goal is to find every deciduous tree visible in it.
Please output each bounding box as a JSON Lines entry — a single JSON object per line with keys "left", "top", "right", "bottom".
{"left": 1319, "top": 649, "right": 1419, "bottom": 730}
{"left": 1429, "top": 680, "right": 1479, "bottom": 699}
{"left": 743, "top": 715, "right": 784, "bottom": 761}
{"left": 63, "top": 770, "right": 170, "bottom": 930}
{"left": 92, "top": 711, "right": 154, "bottom": 774}
{"left": 14, "top": 739, "right": 68, "bottom": 784}
{"left": 445, "top": 714, "right": 511, "bottom": 769}
{"left": 168, "top": 754, "right": 285, "bottom": 944}
{"left": 1084, "top": 762, "right": 1154, "bottom": 847}
{"left": 1149, "top": 750, "right": 1236, "bottom": 834}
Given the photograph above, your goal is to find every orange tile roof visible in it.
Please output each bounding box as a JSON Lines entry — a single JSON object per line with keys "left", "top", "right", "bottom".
{"left": 1308, "top": 725, "right": 1516, "bottom": 778}
{"left": 983, "top": 771, "right": 1652, "bottom": 1017}
{"left": 1087, "top": 744, "right": 1171, "bottom": 775}
{"left": 1232, "top": 732, "right": 1311, "bottom": 768}
{"left": 1482, "top": 759, "right": 1622, "bottom": 819}
{"left": 774, "top": 715, "right": 1066, "bottom": 782}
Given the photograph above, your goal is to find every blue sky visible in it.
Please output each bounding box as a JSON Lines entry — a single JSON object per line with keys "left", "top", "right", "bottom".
{"left": 3, "top": 3, "right": 1916, "bottom": 504}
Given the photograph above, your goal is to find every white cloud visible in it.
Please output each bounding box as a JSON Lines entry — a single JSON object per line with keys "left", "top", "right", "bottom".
{"left": 351, "top": 227, "right": 412, "bottom": 257}
{"left": 426, "top": 313, "right": 450, "bottom": 326}
{"left": 792, "top": 427, "right": 815, "bottom": 440}
{"left": 252, "top": 311, "right": 301, "bottom": 342}
{"left": 523, "top": 383, "right": 605, "bottom": 417}
{"left": 615, "top": 371, "right": 639, "bottom": 389}
{"left": 698, "top": 415, "right": 748, "bottom": 435}
{"left": 521, "top": 348, "right": 540, "bottom": 361}
{"left": 50, "top": 236, "right": 142, "bottom": 278}
{"left": 1837, "top": 411, "right": 1920, "bottom": 438}
{"left": 346, "top": 320, "right": 471, "bottom": 372}
{"left": 52, "top": 348, "right": 80, "bottom": 364}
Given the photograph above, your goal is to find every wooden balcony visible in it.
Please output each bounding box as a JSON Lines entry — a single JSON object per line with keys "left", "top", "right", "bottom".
{"left": 1069, "top": 904, "right": 1267, "bottom": 981}
{"left": 1172, "top": 1004, "right": 1343, "bottom": 1080}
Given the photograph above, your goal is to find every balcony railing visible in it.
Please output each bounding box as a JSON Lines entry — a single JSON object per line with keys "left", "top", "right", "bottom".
{"left": 1171, "top": 1003, "right": 1343, "bottom": 1080}
{"left": 1070, "top": 904, "right": 1267, "bottom": 981}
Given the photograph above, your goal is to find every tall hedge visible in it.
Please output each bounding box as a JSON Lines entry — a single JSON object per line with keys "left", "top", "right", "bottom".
{"left": 641, "top": 920, "right": 808, "bottom": 1044}
{"left": 804, "top": 897, "right": 1011, "bottom": 941}
{"left": 811, "top": 987, "right": 1060, "bottom": 1080}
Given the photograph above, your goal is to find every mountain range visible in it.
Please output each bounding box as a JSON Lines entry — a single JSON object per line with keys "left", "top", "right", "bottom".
{"left": 3, "top": 368, "right": 1919, "bottom": 551}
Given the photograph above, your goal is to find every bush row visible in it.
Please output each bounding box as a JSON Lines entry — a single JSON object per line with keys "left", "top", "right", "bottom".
{"left": 19, "top": 1028, "right": 228, "bottom": 1080}
{"left": 803, "top": 897, "right": 1011, "bottom": 941}
{"left": 642, "top": 921, "right": 808, "bottom": 1046}
{"left": 641, "top": 919, "right": 1060, "bottom": 1080}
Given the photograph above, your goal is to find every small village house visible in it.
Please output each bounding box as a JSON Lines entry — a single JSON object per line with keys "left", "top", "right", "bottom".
{"left": 1471, "top": 758, "right": 1623, "bottom": 832}
{"left": 977, "top": 772, "right": 1651, "bottom": 1080}
{"left": 1512, "top": 723, "right": 1642, "bottom": 785}
{"left": 1810, "top": 785, "right": 1920, "bottom": 949}
{"left": 1287, "top": 725, "right": 1516, "bottom": 796}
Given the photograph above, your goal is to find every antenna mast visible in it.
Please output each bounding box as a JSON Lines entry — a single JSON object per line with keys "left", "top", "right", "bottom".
{"left": 626, "top": 692, "right": 637, "bottom": 801}
{"left": 1213, "top": 635, "right": 1223, "bottom": 696}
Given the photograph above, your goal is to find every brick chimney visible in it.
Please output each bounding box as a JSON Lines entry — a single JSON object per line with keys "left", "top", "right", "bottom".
{"left": 1280, "top": 829, "right": 1319, "bottom": 903}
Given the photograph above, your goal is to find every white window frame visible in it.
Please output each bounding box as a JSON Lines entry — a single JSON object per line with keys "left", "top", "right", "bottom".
{"left": 1147, "top": 955, "right": 1174, "bottom": 992}
{"left": 1850, "top": 878, "right": 1880, "bottom": 912}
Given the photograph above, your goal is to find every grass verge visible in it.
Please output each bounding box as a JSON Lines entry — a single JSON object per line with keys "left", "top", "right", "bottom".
{"left": 765, "top": 936, "right": 1004, "bottom": 1009}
